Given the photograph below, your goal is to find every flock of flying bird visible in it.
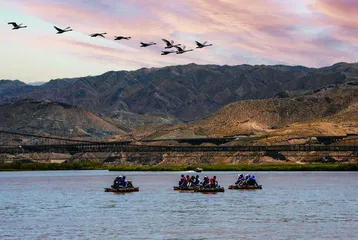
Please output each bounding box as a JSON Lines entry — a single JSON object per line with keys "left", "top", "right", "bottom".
{"left": 7, "top": 22, "right": 213, "bottom": 55}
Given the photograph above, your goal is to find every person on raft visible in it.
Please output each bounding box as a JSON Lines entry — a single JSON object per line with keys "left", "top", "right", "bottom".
{"left": 112, "top": 175, "right": 134, "bottom": 188}
{"left": 179, "top": 174, "right": 187, "bottom": 187}
{"left": 122, "top": 176, "right": 127, "bottom": 187}
{"left": 209, "top": 176, "right": 219, "bottom": 188}
{"left": 235, "top": 174, "right": 245, "bottom": 185}
{"left": 185, "top": 175, "right": 191, "bottom": 187}
{"left": 193, "top": 175, "right": 201, "bottom": 186}
{"left": 246, "top": 175, "right": 259, "bottom": 187}
{"left": 112, "top": 175, "right": 122, "bottom": 188}
{"left": 201, "top": 176, "right": 210, "bottom": 188}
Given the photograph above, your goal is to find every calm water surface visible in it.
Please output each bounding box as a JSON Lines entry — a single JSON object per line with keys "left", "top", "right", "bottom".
{"left": 0, "top": 171, "right": 358, "bottom": 239}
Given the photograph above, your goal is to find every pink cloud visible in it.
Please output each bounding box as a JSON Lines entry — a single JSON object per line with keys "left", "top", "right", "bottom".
{"left": 2, "top": 0, "right": 358, "bottom": 74}
{"left": 310, "top": 0, "right": 358, "bottom": 44}
{"left": 312, "top": 0, "right": 358, "bottom": 27}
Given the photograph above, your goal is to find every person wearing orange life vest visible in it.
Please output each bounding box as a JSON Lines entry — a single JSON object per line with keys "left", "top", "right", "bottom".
{"left": 209, "top": 176, "right": 218, "bottom": 188}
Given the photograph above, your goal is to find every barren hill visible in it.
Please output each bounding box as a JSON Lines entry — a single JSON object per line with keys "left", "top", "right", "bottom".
{"left": 1, "top": 62, "right": 358, "bottom": 124}
{"left": 162, "top": 83, "right": 358, "bottom": 139}
{"left": 0, "top": 99, "right": 125, "bottom": 138}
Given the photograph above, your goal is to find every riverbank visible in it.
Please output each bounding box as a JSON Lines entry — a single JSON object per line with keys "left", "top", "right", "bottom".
{"left": 108, "top": 164, "right": 358, "bottom": 171}
{"left": 0, "top": 161, "right": 105, "bottom": 171}
{"left": 1, "top": 161, "right": 358, "bottom": 171}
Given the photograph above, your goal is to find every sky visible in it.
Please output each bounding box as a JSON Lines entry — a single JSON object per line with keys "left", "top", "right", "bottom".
{"left": 1, "top": 0, "right": 358, "bottom": 83}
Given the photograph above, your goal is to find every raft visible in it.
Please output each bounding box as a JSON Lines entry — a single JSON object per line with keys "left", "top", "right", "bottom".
{"left": 228, "top": 185, "right": 262, "bottom": 190}
{"left": 194, "top": 187, "right": 225, "bottom": 193}
{"left": 173, "top": 186, "right": 198, "bottom": 191}
{"left": 104, "top": 187, "right": 139, "bottom": 193}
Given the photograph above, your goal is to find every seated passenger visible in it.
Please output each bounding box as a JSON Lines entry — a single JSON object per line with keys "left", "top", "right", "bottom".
{"left": 202, "top": 176, "right": 210, "bottom": 188}
{"left": 185, "top": 175, "right": 191, "bottom": 187}
{"left": 126, "top": 180, "right": 134, "bottom": 188}
{"left": 121, "top": 176, "right": 127, "bottom": 187}
{"left": 247, "top": 175, "right": 259, "bottom": 186}
{"left": 187, "top": 176, "right": 195, "bottom": 187}
{"left": 112, "top": 175, "right": 121, "bottom": 188}
{"left": 210, "top": 176, "right": 218, "bottom": 188}
{"left": 193, "top": 175, "right": 201, "bottom": 186}
{"left": 179, "top": 174, "right": 187, "bottom": 186}
{"left": 235, "top": 174, "right": 245, "bottom": 185}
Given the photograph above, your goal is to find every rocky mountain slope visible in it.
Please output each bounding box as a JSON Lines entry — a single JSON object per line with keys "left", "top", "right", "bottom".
{"left": 0, "top": 80, "right": 36, "bottom": 102}
{"left": 1, "top": 62, "right": 357, "bottom": 124}
{"left": 157, "top": 82, "right": 358, "bottom": 140}
{"left": 0, "top": 99, "right": 125, "bottom": 138}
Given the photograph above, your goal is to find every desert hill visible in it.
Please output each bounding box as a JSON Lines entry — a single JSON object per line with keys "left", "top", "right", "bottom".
{"left": 0, "top": 99, "right": 125, "bottom": 138}
{"left": 1, "top": 62, "right": 357, "bottom": 125}
{"left": 155, "top": 82, "right": 358, "bottom": 141}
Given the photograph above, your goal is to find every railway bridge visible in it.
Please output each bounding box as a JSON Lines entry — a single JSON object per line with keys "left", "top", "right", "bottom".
{"left": 0, "top": 130, "right": 356, "bottom": 154}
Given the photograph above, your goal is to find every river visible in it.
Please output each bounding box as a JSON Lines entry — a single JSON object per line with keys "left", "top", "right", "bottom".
{"left": 0, "top": 171, "right": 357, "bottom": 239}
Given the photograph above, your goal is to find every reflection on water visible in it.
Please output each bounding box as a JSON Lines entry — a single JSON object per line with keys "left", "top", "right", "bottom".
{"left": 1, "top": 171, "right": 358, "bottom": 239}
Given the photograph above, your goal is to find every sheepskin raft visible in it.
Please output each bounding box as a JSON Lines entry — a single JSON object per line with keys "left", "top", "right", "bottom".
{"left": 173, "top": 186, "right": 197, "bottom": 191}
{"left": 228, "top": 185, "right": 262, "bottom": 190}
{"left": 104, "top": 187, "right": 139, "bottom": 193}
{"left": 173, "top": 186, "right": 225, "bottom": 192}
{"left": 194, "top": 187, "right": 225, "bottom": 193}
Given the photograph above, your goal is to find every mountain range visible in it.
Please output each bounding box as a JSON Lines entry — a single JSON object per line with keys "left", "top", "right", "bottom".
{"left": 1, "top": 62, "right": 358, "bottom": 126}
{"left": 1, "top": 62, "right": 357, "bottom": 163}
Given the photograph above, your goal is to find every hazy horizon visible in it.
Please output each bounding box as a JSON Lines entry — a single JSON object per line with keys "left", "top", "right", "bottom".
{"left": 1, "top": 0, "right": 358, "bottom": 83}
{"left": 2, "top": 61, "right": 358, "bottom": 84}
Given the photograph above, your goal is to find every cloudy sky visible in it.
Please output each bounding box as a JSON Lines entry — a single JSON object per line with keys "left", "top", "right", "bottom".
{"left": 1, "top": 0, "right": 357, "bottom": 83}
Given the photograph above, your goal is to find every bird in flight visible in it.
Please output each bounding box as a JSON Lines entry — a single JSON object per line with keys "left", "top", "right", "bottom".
{"left": 8, "top": 22, "right": 27, "bottom": 30}
{"left": 90, "top": 33, "right": 107, "bottom": 38}
{"left": 175, "top": 46, "right": 193, "bottom": 54}
{"left": 195, "top": 41, "right": 213, "bottom": 48}
{"left": 161, "top": 50, "right": 176, "bottom": 55}
{"left": 162, "top": 39, "right": 181, "bottom": 49}
{"left": 54, "top": 26, "right": 73, "bottom": 34}
{"left": 140, "top": 42, "right": 156, "bottom": 47}
{"left": 114, "top": 36, "right": 131, "bottom": 40}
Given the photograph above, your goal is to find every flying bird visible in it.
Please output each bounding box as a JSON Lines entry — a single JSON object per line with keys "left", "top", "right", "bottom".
{"left": 175, "top": 46, "right": 193, "bottom": 54}
{"left": 8, "top": 22, "right": 27, "bottom": 30}
{"left": 140, "top": 42, "right": 156, "bottom": 47}
{"left": 162, "top": 39, "right": 181, "bottom": 49}
{"left": 195, "top": 41, "right": 213, "bottom": 48}
{"left": 161, "top": 50, "right": 176, "bottom": 55}
{"left": 90, "top": 33, "right": 107, "bottom": 38}
{"left": 114, "top": 36, "right": 131, "bottom": 40}
{"left": 54, "top": 26, "right": 72, "bottom": 34}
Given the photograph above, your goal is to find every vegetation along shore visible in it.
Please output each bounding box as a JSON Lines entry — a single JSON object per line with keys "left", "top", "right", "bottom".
{"left": 1, "top": 161, "right": 358, "bottom": 171}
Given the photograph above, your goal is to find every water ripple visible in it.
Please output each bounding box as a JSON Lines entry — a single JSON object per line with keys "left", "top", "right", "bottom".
{"left": 1, "top": 171, "right": 358, "bottom": 239}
